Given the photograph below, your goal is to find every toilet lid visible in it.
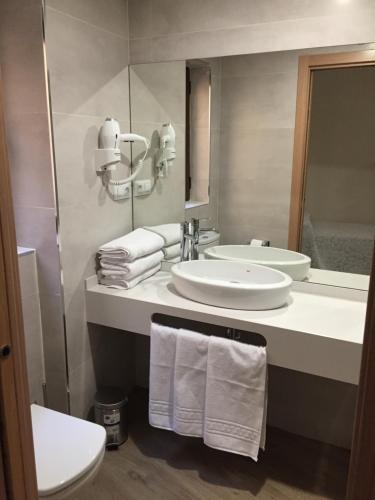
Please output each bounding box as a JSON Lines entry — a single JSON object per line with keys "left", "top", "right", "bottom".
{"left": 31, "top": 404, "right": 106, "bottom": 496}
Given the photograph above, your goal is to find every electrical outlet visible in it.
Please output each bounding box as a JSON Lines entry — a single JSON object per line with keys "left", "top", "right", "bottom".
{"left": 134, "top": 179, "right": 152, "bottom": 197}
{"left": 113, "top": 182, "right": 131, "bottom": 200}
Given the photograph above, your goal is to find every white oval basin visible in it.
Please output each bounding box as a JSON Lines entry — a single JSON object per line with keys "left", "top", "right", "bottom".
{"left": 204, "top": 245, "right": 311, "bottom": 281}
{"left": 171, "top": 260, "right": 292, "bottom": 310}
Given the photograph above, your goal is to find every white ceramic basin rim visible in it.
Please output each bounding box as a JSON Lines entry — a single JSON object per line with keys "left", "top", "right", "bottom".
{"left": 204, "top": 245, "right": 311, "bottom": 281}
{"left": 171, "top": 260, "right": 292, "bottom": 310}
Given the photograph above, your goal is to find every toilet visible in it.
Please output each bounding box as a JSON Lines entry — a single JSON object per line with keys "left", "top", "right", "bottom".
{"left": 31, "top": 404, "right": 106, "bottom": 499}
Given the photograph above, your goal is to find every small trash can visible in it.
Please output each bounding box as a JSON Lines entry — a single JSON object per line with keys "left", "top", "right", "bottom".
{"left": 94, "top": 387, "right": 128, "bottom": 449}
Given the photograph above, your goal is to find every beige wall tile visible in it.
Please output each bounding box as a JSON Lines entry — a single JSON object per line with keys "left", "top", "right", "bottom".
{"left": 46, "top": 7, "right": 130, "bottom": 118}
{"left": 7, "top": 112, "right": 56, "bottom": 208}
{"left": 128, "top": 0, "right": 152, "bottom": 39}
{"left": 13, "top": 206, "right": 62, "bottom": 296}
{"left": 69, "top": 326, "right": 136, "bottom": 418}
{"left": 268, "top": 366, "right": 357, "bottom": 449}
{"left": 129, "top": 37, "right": 153, "bottom": 64}
{"left": 130, "top": 5, "right": 375, "bottom": 63}
{"left": 142, "top": 0, "right": 373, "bottom": 38}
{"left": 221, "top": 72, "right": 297, "bottom": 130}
{"left": 46, "top": 0, "right": 129, "bottom": 39}
{"left": 45, "top": 0, "right": 133, "bottom": 417}
{"left": 130, "top": 62, "right": 186, "bottom": 125}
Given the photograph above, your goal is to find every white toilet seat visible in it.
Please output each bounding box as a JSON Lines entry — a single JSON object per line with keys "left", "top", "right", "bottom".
{"left": 31, "top": 404, "right": 106, "bottom": 498}
{"left": 40, "top": 446, "right": 105, "bottom": 500}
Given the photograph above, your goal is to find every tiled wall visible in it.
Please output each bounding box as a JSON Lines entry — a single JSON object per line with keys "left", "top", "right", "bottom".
{"left": 0, "top": 0, "right": 68, "bottom": 412}
{"left": 45, "top": 0, "right": 136, "bottom": 417}
{"left": 129, "top": 0, "right": 375, "bottom": 64}
{"left": 218, "top": 51, "right": 297, "bottom": 247}
{"left": 18, "top": 248, "right": 45, "bottom": 405}
{"left": 130, "top": 61, "right": 186, "bottom": 227}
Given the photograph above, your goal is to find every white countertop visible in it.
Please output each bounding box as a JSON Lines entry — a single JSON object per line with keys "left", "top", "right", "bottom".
{"left": 85, "top": 272, "right": 367, "bottom": 385}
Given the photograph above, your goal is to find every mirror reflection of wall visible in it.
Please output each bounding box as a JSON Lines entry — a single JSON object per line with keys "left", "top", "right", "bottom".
{"left": 129, "top": 61, "right": 186, "bottom": 228}
{"left": 185, "top": 61, "right": 211, "bottom": 208}
{"left": 129, "top": 45, "right": 375, "bottom": 288}
{"left": 301, "top": 66, "right": 375, "bottom": 276}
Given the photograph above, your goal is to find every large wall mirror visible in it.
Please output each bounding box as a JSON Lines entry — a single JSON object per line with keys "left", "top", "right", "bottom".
{"left": 129, "top": 45, "right": 375, "bottom": 291}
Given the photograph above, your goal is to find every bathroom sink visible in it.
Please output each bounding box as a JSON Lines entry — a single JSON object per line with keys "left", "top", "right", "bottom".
{"left": 204, "top": 246, "right": 311, "bottom": 281}
{"left": 171, "top": 260, "right": 292, "bottom": 310}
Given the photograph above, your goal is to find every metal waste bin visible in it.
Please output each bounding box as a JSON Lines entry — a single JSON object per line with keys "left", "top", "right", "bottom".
{"left": 94, "top": 387, "right": 128, "bottom": 448}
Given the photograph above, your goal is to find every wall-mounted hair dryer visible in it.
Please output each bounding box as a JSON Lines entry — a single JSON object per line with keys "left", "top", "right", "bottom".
{"left": 95, "top": 118, "right": 150, "bottom": 200}
{"left": 156, "top": 123, "right": 176, "bottom": 177}
{"left": 96, "top": 117, "right": 150, "bottom": 175}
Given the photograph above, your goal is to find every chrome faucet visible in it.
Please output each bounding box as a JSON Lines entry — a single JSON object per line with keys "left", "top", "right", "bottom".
{"left": 181, "top": 218, "right": 200, "bottom": 261}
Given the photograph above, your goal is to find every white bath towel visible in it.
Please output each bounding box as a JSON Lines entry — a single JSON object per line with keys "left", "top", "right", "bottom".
{"left": 204, "top": 337, "right": 267, "bottom": 461}
{"left": 99, "top": 228, "right": 164, "bottom": 262}
{"left": 99, "top": 263, "right": 161, "bottom": 289}
{"left": 162, "top": 242, "right": 181, "bottom": 260}
{"left": 173, "top": 329, "right": 209, "bottom": 437}
{"left": 149, "top": 323, "right": 178, "bottom": 430}
{"left": 100, "top": 250, "right": 163, "bottom": 279}
{"left": 144, "top": 223, "right": 181, "bottom": 246}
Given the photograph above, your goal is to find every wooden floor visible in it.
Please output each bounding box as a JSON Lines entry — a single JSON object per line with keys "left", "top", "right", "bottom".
{"left": 76, "top": 390, "right": 350, "bottom": 500}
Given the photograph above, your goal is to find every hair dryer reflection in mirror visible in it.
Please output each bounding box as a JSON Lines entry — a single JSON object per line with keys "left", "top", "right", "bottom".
{"left": 156, "top": 123, "right": 176, "bottom": 178}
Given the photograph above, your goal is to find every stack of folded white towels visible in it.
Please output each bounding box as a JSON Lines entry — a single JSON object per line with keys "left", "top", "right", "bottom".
{"left": 149, "top": 323, "right": 268, "bottom": 461}
{"left": 97, "top": 228, "right": 165, "bottom": 289}
{"left": 144, "top": 223, "right": 181, "bottom": 262}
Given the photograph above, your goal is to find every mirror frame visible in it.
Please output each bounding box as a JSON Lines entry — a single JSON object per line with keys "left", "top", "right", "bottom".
{"left": 288, "top": 49, "right": 375, "bottom": 251}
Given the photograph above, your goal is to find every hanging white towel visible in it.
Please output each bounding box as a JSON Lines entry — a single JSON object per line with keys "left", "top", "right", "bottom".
{"left": 99, "top": 228, "right": 164, "bottom": 262}
{"left": 144, "top": 223, "right": 181, "bottom": 246}
{"left": 149, "top": 323, "right": 178, "bottom": 430}
{"left": 162, "top": 242, "right": 181, "bottom": 261}
{"left": 173, "top": 329, "right": 209, "bottom": 437}
{"left": 100, "top": 250, "right": 163, "bottom": 279}
{"left": 204, "top": 337, "right": 267, "bottom": 461}
{"left": 99, "top": 263, "right": 161, "bottom": 289}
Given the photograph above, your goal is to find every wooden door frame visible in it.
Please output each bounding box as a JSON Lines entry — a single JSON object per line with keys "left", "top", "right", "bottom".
{"left": 347, "top": 244, "right": 375, "bottom": 498}
{"left": 0, "top": 74, "right": 38, "bottom": 498}
{"left": 288, "top": 49, "right": 375, "bottom": 250}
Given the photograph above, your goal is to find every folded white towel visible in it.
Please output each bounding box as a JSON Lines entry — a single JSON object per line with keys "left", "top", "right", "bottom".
{"left": 100, "top": 250, "right": 163, "bottom": 279}
{"left": 144, "top": 223, "right": 181, "bottom": 246}
{"left": 149, "top": 323, "right": 178, "bottom": 430}
{"left": 173, "top": 329, "right": 208, "bottom": 437}
{"left": 99, "top": 263, "right": 161, "bottom": 289}
{"left": 204, "top": 337, "right": 267, "bottom": 461}
{"left": 162, "top": 242, "right": 181, "bottom": 260}
{"left": 99, "top": 228, "right": 164, "bottom": 262}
